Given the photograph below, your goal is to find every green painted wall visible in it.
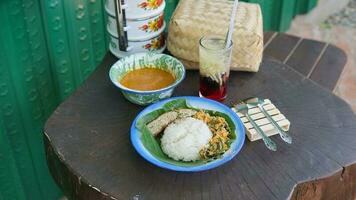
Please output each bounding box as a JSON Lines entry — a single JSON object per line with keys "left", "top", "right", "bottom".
{"left": 0, "top": 0, "right": 107, "bottom": 199}
{"left": 243, "top": 0, "right": 318, "bottom": 31}
{"left": 0, "top": 0, "right": 316, "bottom": 199}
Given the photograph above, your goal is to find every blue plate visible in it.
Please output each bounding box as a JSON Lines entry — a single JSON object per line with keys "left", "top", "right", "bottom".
{"left": 130, "top": 96, "right": 245, "bottom": 172}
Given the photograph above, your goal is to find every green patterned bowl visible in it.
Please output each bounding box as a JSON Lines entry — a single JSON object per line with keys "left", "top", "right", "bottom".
{"left": 109, "top": 53, "right": 186, "bottom": 105}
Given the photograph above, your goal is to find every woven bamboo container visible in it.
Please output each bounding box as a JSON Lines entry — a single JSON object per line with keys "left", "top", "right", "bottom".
{"left": 167, "top": 0, "right": 263, "bottom": 72}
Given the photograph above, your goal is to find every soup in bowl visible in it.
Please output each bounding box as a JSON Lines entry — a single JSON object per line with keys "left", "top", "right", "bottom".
{"left": 109, "top": 53, "right": 185, "bottom": 105}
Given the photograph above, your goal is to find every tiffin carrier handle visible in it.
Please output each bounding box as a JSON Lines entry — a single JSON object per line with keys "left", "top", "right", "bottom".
{"left": 114, "top": 0, "right": 129, "bottom": 51}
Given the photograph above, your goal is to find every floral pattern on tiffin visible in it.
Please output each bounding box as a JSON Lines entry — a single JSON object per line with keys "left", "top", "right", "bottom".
{"left": 138, "top": 0, "right": 163, "bottom": 10}
{"left": 143, "top": 35, "right": 165, "bottom": 51}
{"left": 139, "top": 15, "right": 164, "bottom": 32}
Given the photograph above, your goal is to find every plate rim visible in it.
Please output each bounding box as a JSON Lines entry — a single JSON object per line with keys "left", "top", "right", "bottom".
{"left": 130, "top": 96, "right": 245, "bottom": 172}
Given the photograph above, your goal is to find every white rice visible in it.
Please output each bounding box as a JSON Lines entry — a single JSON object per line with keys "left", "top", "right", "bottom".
{"left": 160, "top": 117, "right": 212, "bottom": 161}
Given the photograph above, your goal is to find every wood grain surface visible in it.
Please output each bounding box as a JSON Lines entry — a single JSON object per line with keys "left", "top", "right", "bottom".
{"left": 264, "top": 32, "right": 347, "bottom": 91}
{"left": 44, "top": 53, "right": 356, "bottom": 200}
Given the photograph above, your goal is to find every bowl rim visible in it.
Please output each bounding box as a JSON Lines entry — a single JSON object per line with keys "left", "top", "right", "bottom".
{"left": 109, "top": 53, "right": 186, "bottom": 94}
{"left": 130, "top": 96, "right": 246, "bottom": 172}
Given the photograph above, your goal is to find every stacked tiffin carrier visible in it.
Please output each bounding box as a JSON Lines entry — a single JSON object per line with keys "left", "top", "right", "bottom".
{"left": 105, "top": 0, "right": 166, "bottom": 58}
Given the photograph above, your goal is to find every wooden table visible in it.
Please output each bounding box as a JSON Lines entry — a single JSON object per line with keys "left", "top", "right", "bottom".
{"left": 44, "top": 34, "right": 356, "bottom": 200}
{"left": 263, "top": 32, "right": 347, "bottom": 91}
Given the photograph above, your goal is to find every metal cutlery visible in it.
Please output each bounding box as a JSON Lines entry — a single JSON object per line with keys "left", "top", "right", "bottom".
{"left": 235, "top": 104, "right": 277, "bottom": 151}
{"left": 244, "top": 97, "right": 292, "bottom": 144}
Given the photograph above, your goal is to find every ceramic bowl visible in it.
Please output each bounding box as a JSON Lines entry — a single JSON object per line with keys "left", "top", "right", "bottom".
{"left": 107, "top": 12, "right": 165, "bottom": 41}
{"left": 109, "top": 53, "right": 185, "bottom": 105}
{"left": 105, "top": 0, "right": 165, "bottom": 20}
{"left": 130, "top": 96, "right": 246, "bottom": 172}
{"left": 108, "top": 31, "right": 166, "bottom": 57}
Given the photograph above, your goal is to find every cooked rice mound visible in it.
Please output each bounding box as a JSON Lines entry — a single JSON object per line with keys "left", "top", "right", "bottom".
{"left": 160, "top": 117, "right": 212, "bottom": 161}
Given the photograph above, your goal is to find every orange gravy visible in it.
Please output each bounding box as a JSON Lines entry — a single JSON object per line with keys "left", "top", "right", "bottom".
{"left": 120, "top": 68, "right": 175, "bottom": 91}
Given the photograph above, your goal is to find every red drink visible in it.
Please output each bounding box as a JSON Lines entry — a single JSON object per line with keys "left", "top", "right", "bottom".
{"left": 199, "top": 36, "right": 233, "bottom": 102}
{"left": 199, "top": 73, "right": 228, "bottom": 102}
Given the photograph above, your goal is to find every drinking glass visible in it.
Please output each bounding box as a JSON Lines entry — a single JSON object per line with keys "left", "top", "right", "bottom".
{"left": 199, "top": 36, "right": 233, "bottom": 101}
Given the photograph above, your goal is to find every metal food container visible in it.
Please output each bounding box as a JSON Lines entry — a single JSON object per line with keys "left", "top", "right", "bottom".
{"left": 107, "top": 12, "right": 165, "bottom": 41}
{"left": 105, "top": 0, "right": 165, "bottom": 20}
{"left": 105, "top": 0, "right": 166, "bottom": 57}
{"left": 109, "top": 33, "right": 166, "bottom": 58}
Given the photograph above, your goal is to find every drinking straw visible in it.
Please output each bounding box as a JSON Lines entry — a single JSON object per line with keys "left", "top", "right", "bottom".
{"left": 225, "top": 0, "right": 239, "bottom": 48}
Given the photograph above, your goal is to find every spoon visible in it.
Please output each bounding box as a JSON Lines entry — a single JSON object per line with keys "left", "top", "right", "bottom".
{"left": 244, "top": 97, "right": 292, "bottom": 144}
{"left": 235, "top": 104, "right": 277, "bottom": 151}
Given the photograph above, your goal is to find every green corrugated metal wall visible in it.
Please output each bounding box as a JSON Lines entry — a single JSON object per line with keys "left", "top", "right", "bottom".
{"left": 244, "top": 0, "right": 318, "bottom": 31}
{"left": 0, "top": 0, "right": 317, "bottom": 199}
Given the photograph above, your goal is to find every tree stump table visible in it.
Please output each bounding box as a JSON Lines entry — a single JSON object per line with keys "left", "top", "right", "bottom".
{"left": 263, "top": 32, "right": 347, "bottom": 92}
{"left": 44, "top": 53, "right": 356, "bottom": 200}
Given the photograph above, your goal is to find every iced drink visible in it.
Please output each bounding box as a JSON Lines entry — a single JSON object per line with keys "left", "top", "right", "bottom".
{"left": 199, "top": 36, "right": 233, "bottom": 101}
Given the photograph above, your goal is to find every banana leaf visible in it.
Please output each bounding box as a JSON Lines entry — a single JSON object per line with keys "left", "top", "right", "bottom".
{"left": 135, "top": 99, "right": 236, "bottom": 167}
